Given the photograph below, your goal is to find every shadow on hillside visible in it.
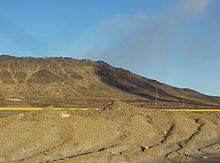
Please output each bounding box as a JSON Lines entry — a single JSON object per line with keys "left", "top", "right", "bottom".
{"left": 95, "top": 62, "right": 179, "bottom": 103}
{"left": 96, "top": 63, "right": 220, "bottom": 107}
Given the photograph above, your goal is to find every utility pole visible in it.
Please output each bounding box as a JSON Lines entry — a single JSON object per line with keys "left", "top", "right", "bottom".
{"left": 182, "top": 98, "right": 185, "bottom": 107}
{"left": 182, "top": 89, "right": 185, "bottom": 107}
{"left": 155, "top": 87, "right": 158, "bottom": 107}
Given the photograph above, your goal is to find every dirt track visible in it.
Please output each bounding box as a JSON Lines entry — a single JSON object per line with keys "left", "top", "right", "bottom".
{"left": 1, "top": 101, "right": 220, "bottom": 163}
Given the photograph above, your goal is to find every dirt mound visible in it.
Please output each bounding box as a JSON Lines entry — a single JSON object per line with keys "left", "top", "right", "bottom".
{"left": 1, "top": 104, "right": 220, "bottom": 163}
{"left": 102, "top": 100, "right": 130, "bottom": 110}
{"left": 14, "top": 72, "right": 27, "bottom": 84}
{"left": 0, "top": 71, "right": 14, "bottom": 84}
{"left": 28, "top": 70, "right": 62, "bottom": 84}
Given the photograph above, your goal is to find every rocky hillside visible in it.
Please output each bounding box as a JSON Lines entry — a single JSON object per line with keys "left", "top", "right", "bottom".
{"left": 0, "top": 55, "right": 219, "bottom": 107}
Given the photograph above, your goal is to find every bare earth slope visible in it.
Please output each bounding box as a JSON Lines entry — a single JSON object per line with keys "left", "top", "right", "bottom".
{"left": 1, "top": 101, "right": 220, "bottom": 163}
{"left": 1, "top": 55, "right": 220, "bottom": 163}
{"left": 0, "top": 55, "right": 219, "bottom": 108}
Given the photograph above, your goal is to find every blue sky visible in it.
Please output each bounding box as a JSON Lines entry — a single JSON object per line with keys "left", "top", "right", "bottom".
{"left": 0, "top": 0, "right": 220, "bottom": 96}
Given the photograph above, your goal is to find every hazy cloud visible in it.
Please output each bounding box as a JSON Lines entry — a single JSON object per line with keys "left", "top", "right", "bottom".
{"left": 180, "top": 0, "right": 208, "bottom": 16}
{"left": 87, "top": 0, "right": 214, "bottom": 71}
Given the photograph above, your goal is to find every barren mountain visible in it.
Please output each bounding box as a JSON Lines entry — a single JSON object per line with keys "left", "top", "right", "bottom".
{"left": 1, "top": 55, "right": 220, "bottom": 163}
{"left": 0, "top": 55, "right": 219, "bottom": 108}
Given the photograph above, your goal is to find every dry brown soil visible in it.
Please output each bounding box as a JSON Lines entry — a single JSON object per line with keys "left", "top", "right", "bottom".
{"left": 0, "top": 101, "right": 220, "bottom": 163}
